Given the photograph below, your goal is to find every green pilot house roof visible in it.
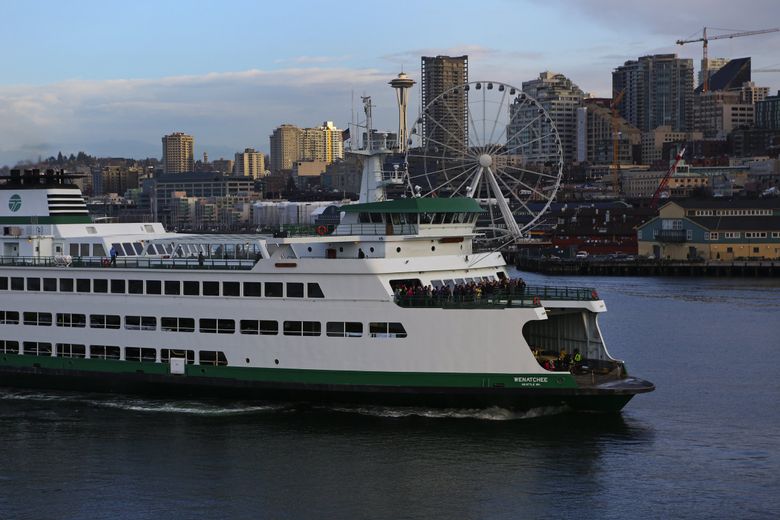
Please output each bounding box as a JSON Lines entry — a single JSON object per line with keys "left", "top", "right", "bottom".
{"left": 341, "top": 197, "right": 485, "bottom": 214}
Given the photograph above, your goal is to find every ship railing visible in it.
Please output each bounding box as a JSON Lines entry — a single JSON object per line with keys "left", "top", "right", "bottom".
{"left": 0, "top": 256, "right": 256, "bottom": 270}
{"left": 394, "top": 286, "right": 599, "bottom": 309}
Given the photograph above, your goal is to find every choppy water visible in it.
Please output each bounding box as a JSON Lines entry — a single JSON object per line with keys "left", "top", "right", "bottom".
{"left": 1, "top": 273, "right": 779, "bottom": 519}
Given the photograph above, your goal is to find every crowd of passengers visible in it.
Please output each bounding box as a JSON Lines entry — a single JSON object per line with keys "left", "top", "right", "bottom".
{"left": 533, "top": 348, "right": 583, "bottom": 373}
{"left": 393, "top": 277, "right": 527, "bottom": 303}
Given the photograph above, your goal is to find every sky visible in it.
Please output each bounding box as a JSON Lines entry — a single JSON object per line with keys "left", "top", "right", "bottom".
{"left": 1, "top": 0, "right": 779, "bottom": 167}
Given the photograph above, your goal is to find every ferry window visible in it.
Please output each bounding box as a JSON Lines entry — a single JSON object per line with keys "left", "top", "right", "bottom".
{"left": 259, "top": 320, "right": 278, "bottom": 335}
{"left": 125, "top": 316, "right": 156, "bottom": 331}
{"left": 0, "top": 277, "right": 6, "bottom": 290}
{"left": 161, "top": 317, "right": 195, "bottom": 333}
{"left": 161, "top": 349, "right": 195, "bottom": 364}
{"left": 222, "top": 282, "right": 240, "bottom": 297}
{"left": 431, "top": 280, "right": 443, "bottom": 289}
{"left": 125, "top": 347, "right": 156, "bottom": 362}
{"left": 93, "top": 244, "right": 106, "bottom": 257}
{"left": 93, "top": 279, "right": 108, "bottom": 293}
{"left": 24, "top": 312, "right": 52, "bottom": 326}
{"left": 307, "top": 283, "right": 324, "bottom": 298}
{"left": 326, "top": 322, "right": 363, "bottom": 338}
{"left": 128, "top": 280, "right": 143, "bottom": 294}
{"left": 369, "top": 322, "right": 408, "bottom": 338}
{"left": 199, "top": 318, "right": 236, "bottom": 334}
{"left": 57, "top": 343, "right": 86, "bottom": 358}
{"left": 243, "top": 282, "right": 262, "bottom": 297}
{"left": 164, "top": 280, "right": 180, "bottom": 295}
{"left": 80, "top": 244, "right": 89, "bottom": 257}
{"left": 122, "top": 243, "right": 136, "bottom": 256}
{"left": 0, "top": 311, "right": 20, "bottom": 324}
{"left": 23, "top": 341, "right": 53, "bottom": 356}
{"left": 359, "top": 212, "right": 370, "bottom": 223}
{"left": 111, "top": 243, "right": 124, "bottom": 256}
{"left": 43, "top": 278, "right": 57, "bottom": 292}
{"left": 56, "top": 313, "right": 86, "bottom": 328}
{"left": 240, "top": 320, "right": 259, "bottom": 334}
{"left": 390, "top": 279, "right": 422, "bottom": 291}
{"left": 203, "top": 281, "right": 219, "bottom": 296}
{"left": 133, "top": 243, "right": 143, "bottom": 255}
{"left": 90, "top": 345, "right": 121, "bottom": 360}
{"left": 283, "top": 321, "right": 321, "bottom": 337}
{"left": 70, "top": 244, "right": 80, "bottom": 256}
{"left": 287, "top": 283, "right": 304, "bottom": 298}
{"left": 455, "top": 278, "right": 465, "bottom": 285}
{"left": 146, "top": 280, "right": 161, "bottom": 295}
{"left": 76, "top": 278, "right": 91, "bottom": 293}
{"left": 11, "top": 277, "right": 24, "bottom": 290}
{"left": 370, "top": 213, "right": 383, "bottom": 224}
{"left": 183, "top": 281, "right": 199, "bottom": 296}
{"left": 90, "top": 314, "right": 120, "bottom": 329}
{"left": 265, "top": 282, "right": 283, "bottom": 298}
{"left": 199, "top": 351, "right": 228, "bottom": 366}
{"left": 111, "top": 279, "right": 126, "bottom": 294}
{"left": 27, "top": 278, "right": 40, "bottom": 291}
{"left": 0, "top": 340, "right": 19, "bottom": 354}
{"left": 496, "top": 271, "right": 506, "bottom": 280}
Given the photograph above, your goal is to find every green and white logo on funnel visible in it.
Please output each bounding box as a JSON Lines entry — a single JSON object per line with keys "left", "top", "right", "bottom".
{"left": 8, "top": 194, "right": 22, "bottom": 212}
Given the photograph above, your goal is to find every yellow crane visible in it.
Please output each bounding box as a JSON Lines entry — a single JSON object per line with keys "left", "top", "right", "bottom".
{"left": 676, "top": 27, "right": 779, "bottom": 92}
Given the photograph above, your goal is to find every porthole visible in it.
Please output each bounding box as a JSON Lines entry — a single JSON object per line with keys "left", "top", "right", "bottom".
{"left": 245, "top": 358, "right": 250, "bottom": 364}
{"left": 396, "top": 247, "right": 401, "bottom": 253}
{"left": 339, "top": 247, "right": 344, "bottom": 253}
{"left": 307, "top": 247, "right": 312, "bottom": 252}
{"left": 369, "top": 247, "right": 375, "bottom": 253}
{"left": 431, "top": 246, "right": 436, "bottom": 251}
{"left": 274, "top": 358, "right": 279, "bottom": 365}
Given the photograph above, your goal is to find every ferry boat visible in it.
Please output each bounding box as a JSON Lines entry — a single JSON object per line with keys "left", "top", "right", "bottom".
{"left": 0, "top": 165, "right": 654, "bottom": 412}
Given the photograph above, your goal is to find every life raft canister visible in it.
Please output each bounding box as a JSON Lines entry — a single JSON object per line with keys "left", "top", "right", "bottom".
{"left": 591, "top": 290, "right": 599, "bottom": 300}
{"left": 101, "top": 258, "right": 110, "bottom": 267}
{"left": 532, "top": 296, "right": 540, "bottom": 306}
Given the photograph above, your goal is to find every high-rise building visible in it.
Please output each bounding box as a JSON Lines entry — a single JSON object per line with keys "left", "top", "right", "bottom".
{"left": 161, "top": 132, "right": 195, "bottom": 174}
{"left": 756, "top": 90, "right": 780, "bottom": 130}
{"left": 269, "top": 124, "right": 302, "bottom": 173}
{"left": 699, "top": 57, "right": 729, "bottom": 87}
{"left": 575, "top": 98, "right": 641, "bottom": 165}
{"left": 234, "top": 148, "right": 266, "bottom": 178}
{"left": 509, "top": 71, "right": 587, "bottom": 164}
{"left": 420, "top": 55, "right": 468, "bottom": 153}
{"left": 270, "top": 122, "right": 344, "bottom": 174}
{"left": 694, "top": 91, "right": 755, "bottom": 138}
{"left": 613, "top": 54, "right": 694, "bottom": 133}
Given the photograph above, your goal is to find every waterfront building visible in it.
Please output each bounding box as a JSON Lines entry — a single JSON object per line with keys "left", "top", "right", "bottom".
{"left": 234, "top": 148, "right": 266, "bottom": 179}
{"left": 641, "top": 126, "right": 703, "bottom": 165}
{"left": 620, "top": 163, "right": 708, "bottom": 199}
{"left": 576, "top": 98, "right": 641, "bottom": 165}
{"left": 92, "top": 166, "right": 141, "bottom": 196}
{"left": 420, "top": 55, "right": 468, "bottom": 153}
{"left": 613, "top": 54, "right": 694, "bottom": 133}
{"left": 270, "top": 122, "right": 344, "bottom": 174}
{"left": 637, "top": 199, "right": 780, "bottom": 261}
{"left": 510, "top": 72, "right": 587, "bottom": 164}
{"left": 694, "top": 91, "right": 754, "bottom": 139}
{"left": 161, "top": 132, "right": 195, "bottom": 174}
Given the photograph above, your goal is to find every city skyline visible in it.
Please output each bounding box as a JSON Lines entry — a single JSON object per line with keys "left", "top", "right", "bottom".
{"left": 1, "top": 0, "right": 779, "bottom": 166}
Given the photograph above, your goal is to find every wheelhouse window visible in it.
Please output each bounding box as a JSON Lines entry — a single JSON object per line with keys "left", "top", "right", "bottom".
{"left": 307, "top": 283, "right": 324, "bottom": 298}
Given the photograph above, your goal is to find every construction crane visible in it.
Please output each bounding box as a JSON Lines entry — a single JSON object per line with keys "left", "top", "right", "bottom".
{"left": 611, "top": 89, "right": 625, "bottom": 196}
{"left": 676, "top": 27, "right": 780, "bottom": 92}
{"left": 651, "top": 148, "right": 686, "bottom": 209}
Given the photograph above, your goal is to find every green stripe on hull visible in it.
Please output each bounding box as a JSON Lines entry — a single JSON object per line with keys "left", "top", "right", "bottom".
{"left": 0, "top": 354, "right": 578, "bottom": 389}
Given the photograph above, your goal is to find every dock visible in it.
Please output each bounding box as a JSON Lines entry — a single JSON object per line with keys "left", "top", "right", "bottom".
{"left": 513, "top": 257, "right": 780, "bottom": 277}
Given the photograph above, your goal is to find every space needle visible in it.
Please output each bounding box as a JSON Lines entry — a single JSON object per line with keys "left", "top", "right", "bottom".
{"left": 389, "top": 72, "right": 415, "bottom": 153}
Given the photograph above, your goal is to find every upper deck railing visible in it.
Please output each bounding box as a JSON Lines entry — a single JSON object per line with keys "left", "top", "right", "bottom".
{"left": 0, "top": 256, "right": 257, "bottom": 270}
{"left": 394, "top": 285, "right": 599, "bottom": 309}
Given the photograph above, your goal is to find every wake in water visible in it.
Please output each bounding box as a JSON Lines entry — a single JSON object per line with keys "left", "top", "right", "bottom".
{"left": 0, "top": 389, "right": 570, "bottom": 421}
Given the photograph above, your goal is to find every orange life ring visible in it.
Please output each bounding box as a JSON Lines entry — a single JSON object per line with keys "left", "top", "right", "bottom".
{"left": 316, "top": 225, "right": 327, "bottom": 236}
{"left": 532, "top": 296, "right": 540, "bottom": 306}
{"left": 101, "top": 258, "right": 110, "bottom": 267}
{"left": 591, "top": 290, "right": 599, "bottom": 300}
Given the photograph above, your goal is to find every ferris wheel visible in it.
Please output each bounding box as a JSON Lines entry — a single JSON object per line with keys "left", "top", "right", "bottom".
{"left": 405, "top": 80, "right": 563, "bottom": 242}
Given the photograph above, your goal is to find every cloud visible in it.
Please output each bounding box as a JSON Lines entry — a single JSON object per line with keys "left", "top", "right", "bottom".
{"left": 0, "top": 67, "right": 405, "bottom": 166}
